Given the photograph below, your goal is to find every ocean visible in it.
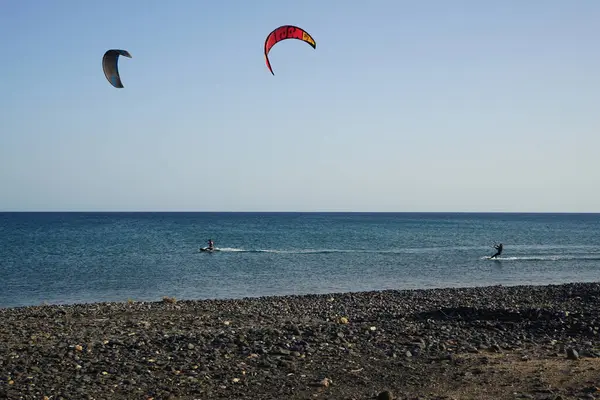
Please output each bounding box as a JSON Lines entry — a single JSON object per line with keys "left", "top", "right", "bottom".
{"left": 1, "top": 212, "right": 599, "bottom": 309}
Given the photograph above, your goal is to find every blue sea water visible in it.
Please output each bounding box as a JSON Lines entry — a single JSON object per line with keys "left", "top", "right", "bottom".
{"left": 0, "top": 212, "right": 599, "bottom": 309}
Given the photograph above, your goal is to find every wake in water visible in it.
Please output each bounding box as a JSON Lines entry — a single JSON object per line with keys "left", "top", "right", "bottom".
{"left": 200, "top": 247, "right": 496, "bottom": 255}
{"left": 200, "top": 247, "right": 369, "bottom": 254}
{"left": 200, "top": 244, "right": 509, "bottom": 255}
{"left": 481, "top": 255, "right": 600, "bottom": 261}
{"left": 200, "top": 247, "right": 600, "bottom": 261}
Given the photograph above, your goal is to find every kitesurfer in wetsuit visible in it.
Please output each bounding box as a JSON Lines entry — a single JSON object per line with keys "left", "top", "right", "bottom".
{"left": 208, "top": 239, "right": 214, "bottom": 251}
{"left": 490, "top": 243, "right": 503, "bottom": 259}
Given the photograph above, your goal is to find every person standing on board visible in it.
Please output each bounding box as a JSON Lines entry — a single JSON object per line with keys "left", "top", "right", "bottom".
{"left": 490, "top": 243, "right": 503, "bottom": 259}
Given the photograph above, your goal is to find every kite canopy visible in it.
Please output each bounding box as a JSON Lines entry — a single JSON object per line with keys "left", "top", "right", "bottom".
{"left": 102, "top": 49, "right": 132, "bottom": 88}
{"left": 264, "top": 25, "right": 316, "bottom": 75}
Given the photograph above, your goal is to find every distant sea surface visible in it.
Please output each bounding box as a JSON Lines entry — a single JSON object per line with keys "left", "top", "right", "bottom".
{"left": 1, "top": 212, "right": 599, "bottom": 308}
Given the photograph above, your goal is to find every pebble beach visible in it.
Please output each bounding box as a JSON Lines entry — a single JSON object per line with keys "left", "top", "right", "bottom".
{"left": 2, "top": 282, "right": 600, "bottom": 400}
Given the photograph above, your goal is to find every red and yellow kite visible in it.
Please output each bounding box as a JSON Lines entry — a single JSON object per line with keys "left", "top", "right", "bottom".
{"left": 264, "top": 25, "right": 316, "bottom": 75}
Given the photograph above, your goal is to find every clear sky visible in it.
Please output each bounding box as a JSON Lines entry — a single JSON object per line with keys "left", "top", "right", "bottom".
{"left": 1, "top": 0, "right": 599, "bottom": 212}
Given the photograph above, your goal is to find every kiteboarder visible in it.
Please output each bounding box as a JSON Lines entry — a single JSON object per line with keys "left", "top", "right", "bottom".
{"left": 207, "top": 239, "right": 214, "bottom": 251}
{"left": 490, "top": 243, "right": 503, "bottom": 259}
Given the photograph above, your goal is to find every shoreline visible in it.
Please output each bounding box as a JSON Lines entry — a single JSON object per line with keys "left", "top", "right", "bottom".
{"left": 2, "top": 281, "right": 600, "bottom": 399}
{"left": 5, "top": 279, "right": 600, "bottom": 311}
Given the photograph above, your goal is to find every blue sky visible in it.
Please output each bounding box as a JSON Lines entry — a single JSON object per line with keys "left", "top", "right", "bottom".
{"left": 1, "top": 0, "right": 599, "bottom": 212}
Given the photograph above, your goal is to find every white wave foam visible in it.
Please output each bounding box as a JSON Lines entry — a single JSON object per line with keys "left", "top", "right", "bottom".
{"left": 482, "top": 255, "right": 600, "bottom": 261}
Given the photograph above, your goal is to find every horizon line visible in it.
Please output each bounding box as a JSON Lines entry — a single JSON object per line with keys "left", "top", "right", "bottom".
{"left": 1, "top": 210, "right": 600, "bottom": 215}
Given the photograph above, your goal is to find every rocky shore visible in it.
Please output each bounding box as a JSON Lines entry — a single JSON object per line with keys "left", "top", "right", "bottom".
{"left": 1, "top": 282, "right": 600, "bottom": 400}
